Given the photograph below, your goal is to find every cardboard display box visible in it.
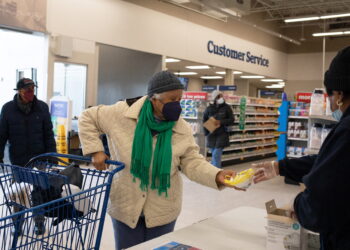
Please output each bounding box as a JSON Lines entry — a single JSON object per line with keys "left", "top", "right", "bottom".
{"left": 265, "top": 200, "right": 320, "bottom": 250}
{"left": 265, "top": 200, "right": 301, "bottom": 250}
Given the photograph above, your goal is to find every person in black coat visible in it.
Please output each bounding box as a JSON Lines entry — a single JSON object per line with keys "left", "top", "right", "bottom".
{"left": 203, "top": 90, "right": 234, "bottom": 168}
{"left": 253, "top": 46, "right": 350, "bottom": 250}
{"left": 0, "top": 78, "right": 57, "bottom": 235}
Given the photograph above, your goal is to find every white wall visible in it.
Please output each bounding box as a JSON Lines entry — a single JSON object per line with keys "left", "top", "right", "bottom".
{"left": 46, "top": 0, "right": 287, "bottom": 79}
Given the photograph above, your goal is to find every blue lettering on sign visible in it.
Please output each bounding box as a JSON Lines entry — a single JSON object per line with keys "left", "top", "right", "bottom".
{"left": 219, "top": 85, "right": 237, "bottom": 91}
{"left": 260, "top": 91, "right": 276, "bottom": 96}
{"left": 202, "top": 85, "right": 217, "bottom": 92}
{"left": 207, "top": 41, "right": 269, "bottom": 67}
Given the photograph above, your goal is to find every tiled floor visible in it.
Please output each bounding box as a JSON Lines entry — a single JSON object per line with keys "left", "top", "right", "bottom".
{"left": 100, "top": 158, "right": 301, "bottom": 249}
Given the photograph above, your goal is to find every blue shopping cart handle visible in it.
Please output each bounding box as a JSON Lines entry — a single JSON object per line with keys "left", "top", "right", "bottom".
{"left": 31, "top": 152, "right": 124, "bottom": 168}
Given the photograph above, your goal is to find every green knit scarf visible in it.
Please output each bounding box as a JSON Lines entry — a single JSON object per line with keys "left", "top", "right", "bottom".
{"left": 130, "top": 99, "right": 175, "bottom": 196}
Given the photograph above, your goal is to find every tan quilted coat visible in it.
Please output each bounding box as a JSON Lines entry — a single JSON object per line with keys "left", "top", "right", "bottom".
{"left": 78, "top": 96, "right": 221, "bottom": 228}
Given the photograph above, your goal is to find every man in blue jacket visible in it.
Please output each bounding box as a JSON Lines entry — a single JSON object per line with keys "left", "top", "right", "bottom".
{"left": 0, "top": 78, "right": 57, "bottom": 235}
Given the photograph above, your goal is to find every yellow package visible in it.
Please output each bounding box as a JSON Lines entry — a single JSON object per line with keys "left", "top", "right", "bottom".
{"left": 224, "top": 168, "right": 255, "bottom": 189}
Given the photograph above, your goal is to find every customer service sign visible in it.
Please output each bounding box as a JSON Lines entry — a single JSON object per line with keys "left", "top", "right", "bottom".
{"left": 207, "top": 40, "right": 269, "bottom": 67}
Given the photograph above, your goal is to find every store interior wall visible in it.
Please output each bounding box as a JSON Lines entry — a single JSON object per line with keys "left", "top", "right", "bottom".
{"left": 97, "top": 44, "right": 162, "bottom": 105}
{"left": 187, "top": 78, "right": 203, "bottom": 92}
{"left": 47, "top": 37, "right": 98, "bottom": 107}
{"left": 125, "top": 0, "right": 288, "bottom": 53}
{"left": 234, "top": 79, "right": 249, "bottom": 96}
{"left": 285, "top": 51, "right": 337, "bottom": 99}
{"left": 249, "top": 84, "right": 258, "bottom": 97}
{"left": 46, "top": 0, "right": 288, "bottom": 80}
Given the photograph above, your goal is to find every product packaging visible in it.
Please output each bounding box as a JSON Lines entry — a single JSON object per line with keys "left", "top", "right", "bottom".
{"left": 265, "top": 200, "right": 302, "bottom": 250}
{"left": 310, "top": 89, "right": 325, "bottom": 116}
{"left": 309, "top": 123, "right": 323, "bottom": 149}
{"left": 224, "top": 168, "right": 255, "bottom": 189}
{"left": 321, "top": 124, "right": 333, "bottom": 144}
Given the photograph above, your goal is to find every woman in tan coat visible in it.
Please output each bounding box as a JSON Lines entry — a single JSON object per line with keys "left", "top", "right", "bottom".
{"left": 78, "top": 71, "right": 240, "bottom": 250}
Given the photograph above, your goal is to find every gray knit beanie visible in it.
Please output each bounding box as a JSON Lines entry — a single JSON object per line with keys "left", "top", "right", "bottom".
{"left": 147, "top": 71, "right": 184, "bottom": 97}
{"left": 324, "top": 46, "right": 350, "bottom": 91}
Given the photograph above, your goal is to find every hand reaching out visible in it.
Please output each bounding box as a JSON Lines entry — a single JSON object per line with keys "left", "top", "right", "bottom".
{"left": 252, "top": 161, "right": 279, "bottom": 184}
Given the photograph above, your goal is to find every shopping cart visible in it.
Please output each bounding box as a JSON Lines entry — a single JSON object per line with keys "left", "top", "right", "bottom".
{"left": 0, "top": 153, "right": 124, "bottom": 250}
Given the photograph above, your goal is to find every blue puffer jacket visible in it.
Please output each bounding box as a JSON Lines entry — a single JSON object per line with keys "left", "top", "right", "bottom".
{"left": 0, "top": 95, "right": 56, "bottom": 166}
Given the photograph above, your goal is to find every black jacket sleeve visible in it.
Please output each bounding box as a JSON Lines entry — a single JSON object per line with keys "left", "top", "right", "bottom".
{"left": 42, "top": 103, "right": 57, "bottom": 153}
{"left": 293, "top": 123, "right": 350, "bottom": 233}
{"left": 219, "top": 105, "right": 234, "bottom": 126}
{"left": 203, "top": 107, "right": 210, "bottom": 136}
{"left": 278, "top": 155, "right": 317, "bottom": 183}
{"left": 0, "top": 106, "right": 9, "bottom": 162}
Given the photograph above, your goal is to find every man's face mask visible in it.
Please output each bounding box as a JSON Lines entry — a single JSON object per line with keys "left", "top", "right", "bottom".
{"left": 21, "top": 86, "right": 35, "bottom": 102}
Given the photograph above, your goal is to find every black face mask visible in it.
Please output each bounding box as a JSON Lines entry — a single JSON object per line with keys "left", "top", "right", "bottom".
{"left": 162, "top": 101, "right": 182, "bottom": 121}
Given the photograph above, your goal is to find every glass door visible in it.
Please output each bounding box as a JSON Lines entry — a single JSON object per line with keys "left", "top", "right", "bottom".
{"left": 53, "top": 62, "right": 87, "bottom": 118}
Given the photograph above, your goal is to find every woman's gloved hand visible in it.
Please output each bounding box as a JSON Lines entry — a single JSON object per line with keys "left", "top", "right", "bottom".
{"left": 252, "top": 161, "right": 279, "bottom": 184}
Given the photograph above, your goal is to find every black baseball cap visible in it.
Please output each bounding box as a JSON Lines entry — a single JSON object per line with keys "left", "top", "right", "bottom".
{"left": 14, "top": 78, "right": 37, "bottom": 90}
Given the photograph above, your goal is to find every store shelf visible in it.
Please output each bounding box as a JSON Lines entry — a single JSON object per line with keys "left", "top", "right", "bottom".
{"left": 309, "top": 115, "right": 337, "bottom": 122}
{"left": 229, "top": 127, "right": 277, "bottom": 132}
{"left": 233, "top": 112, "right": 278, "bottom": 116}
{"left": 289, "top": 116, "right": 309, "bottom": 120}
{"left": 220, "top": 150, "right": 276, "bottom": 162}
{"left": 223, "top": 142, "right": 277, "bottom": 152}
{"left": 287, "top": 154, "right": 303, "bottom": 158}
{"left": 234, "top": 120, "right": 278, "bottom": 124}
{"left": 230, "top": 135, "right": 277, "bottom": 142}
{"left": 288, "top": 137, "right": 308, "bottom": 142}
{"left": 228, "top": 102, "right": 278, "bottom": 108}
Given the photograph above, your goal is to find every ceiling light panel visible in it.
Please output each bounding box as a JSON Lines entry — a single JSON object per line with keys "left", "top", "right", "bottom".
{"left": 186, "top": 65, "right": 210, "bottom": 69}
{"left": 174, "top": 72, "right": 197, "bottom": 75}
{"left": 285, "top": 16, "right": 320, "bottom": 23}
{"left": 165, "top": 58, "right": 180, "bottom": 63}
{"left": 200, "top": 76, "right": 223, "bottom": 79}
{"left": 240, "top": 75, "right": 265, "bottom": 79}
{"left": 261, "top": 79, "right": 283, "bottom": 82}
{"left": 312, "top": 31, "right": 345, "bottom": 37}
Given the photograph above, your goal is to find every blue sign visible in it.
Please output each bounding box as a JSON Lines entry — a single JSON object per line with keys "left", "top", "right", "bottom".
{"left": 207, "top": 40, "right": 269, "bottom": 67}
{"left": 178, "top": 77, "right": 189, "bottom": 91}
{"left": 202, "top": 85, "right": 217, "bottom": 92}
{"left": 51, "top": 101, "right": 68, "bottom": 118}
{"left": 260, "top": 90, "right": 276, "bottom": 96}
{"left": 219, "top": 85, "right": 237, "bottom": 91}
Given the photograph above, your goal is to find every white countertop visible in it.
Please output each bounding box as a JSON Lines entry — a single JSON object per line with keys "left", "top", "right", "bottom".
{"left": 127, "top": 206, "right": 267, "bottom": 250}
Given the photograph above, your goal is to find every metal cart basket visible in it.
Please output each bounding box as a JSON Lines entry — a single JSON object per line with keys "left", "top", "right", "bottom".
{"left": 0, "top": 153, "right": 124, "bottom": 250}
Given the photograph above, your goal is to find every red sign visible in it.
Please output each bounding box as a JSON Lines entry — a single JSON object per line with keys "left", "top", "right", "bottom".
{"left": 182, "top": 92, "right": 208, "bottom": 100}
{"left": 296, "top": 92, "right": 312, "bottom": 103}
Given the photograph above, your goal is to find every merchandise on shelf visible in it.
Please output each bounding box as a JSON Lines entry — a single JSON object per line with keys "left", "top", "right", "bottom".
{"left": 180, "top": 99, "right": 198, "bottom": 118}
{"left": 309, "top": 89, "right": 329, "bottom": 116}
{"left": 321, "top": 124, "right": 334, "bottom": 145}
{"left": 289, "top": 101, "right": 310, "bottom": 117}
{"left": 209, "top": 95, "right": 281, "bottom": 163}
{"left": 287, "top": 146, "right": 306, "bottom": 157}
{"left": 287, "top": 121, "right": 308, "bottom": 139}
{"left": 309, "top": 123, "right": 323, "bottom": 149}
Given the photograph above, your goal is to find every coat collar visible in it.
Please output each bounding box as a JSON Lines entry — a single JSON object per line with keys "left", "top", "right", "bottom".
{"left": 124, "top": 96, "right": 189, "bottom": 135}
